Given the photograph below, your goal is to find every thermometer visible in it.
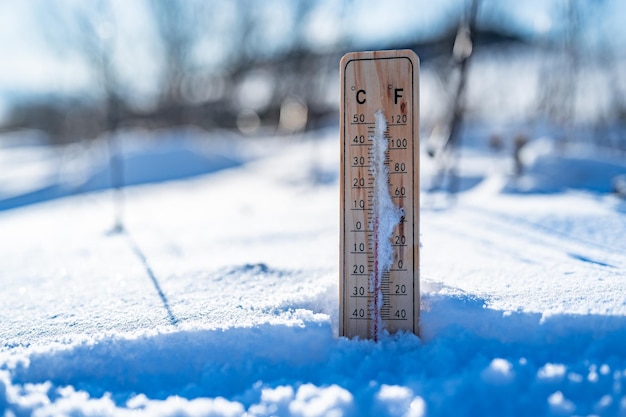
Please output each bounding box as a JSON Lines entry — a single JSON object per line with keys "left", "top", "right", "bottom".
{"left": 339, "top": 50, "right": 420, "bottom": 340}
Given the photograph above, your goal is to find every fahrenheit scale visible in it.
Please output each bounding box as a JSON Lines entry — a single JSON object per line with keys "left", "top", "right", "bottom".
{"left": 340, "top": 50, "right": 420, "bottom": 340}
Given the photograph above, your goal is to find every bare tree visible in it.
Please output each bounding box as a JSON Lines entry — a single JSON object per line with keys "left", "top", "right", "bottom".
{"left": 36, "top": 0, "right": 125, "bottom": 231}
{"left": 534, "top": 0, "right": 581, "bottom": 145}
{"left": 426, "top": 0, "right": 479, "bottom": 196}
{"left": 148, "top": 0, "right": 214, "bottom": 108}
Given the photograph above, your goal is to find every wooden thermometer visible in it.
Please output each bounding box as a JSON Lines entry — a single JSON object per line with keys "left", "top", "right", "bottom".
{"left": 340, "top": 50, "right": 420, "bottom": 340}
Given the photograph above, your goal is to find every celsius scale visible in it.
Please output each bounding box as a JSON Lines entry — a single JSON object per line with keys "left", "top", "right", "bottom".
{"left": 339, "top": 50, "right": 420, "bottom": 340}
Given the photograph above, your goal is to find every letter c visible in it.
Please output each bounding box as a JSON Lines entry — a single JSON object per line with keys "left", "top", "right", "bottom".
{"left": 356, "top": 89, "right": 366, "bottom": 104}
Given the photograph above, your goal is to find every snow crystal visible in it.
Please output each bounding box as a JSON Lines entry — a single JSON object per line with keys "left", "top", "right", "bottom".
{"left": 375, "top": 385, "right": 425, "bottom": 417}
{"left": 377, "top": 384, "right": 413, "bottom": 401}
{"left": 247, "top": 386, "right": 294, "bottom": 416}
{"left": 260, "top": 385, "right": 294, "bottom": 404}
{"left": 547, "top": 391, "right": 575, "bottom": 414}
{"left": 35, "top": 390, "right": 117, "bottom": 417}
{"left": 481, "top": 358, "right": 514, "bottom": 384}
{"left": 407, "top": 397, "right": 426, "bottom": 417}
{"left": 127, "top": 396, "right": 245, "bottom": 417}
{"left": 537, "top": 363, "right": 566, "bottom": 380}
{"left": 288, "top": 384, "right": 353, "bottom": 417}
{"left": 600, "top": 364, "right": 611, "bottom": 375}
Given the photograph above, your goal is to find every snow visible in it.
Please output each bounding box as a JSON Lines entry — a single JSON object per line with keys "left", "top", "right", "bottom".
{"left": 369, "top": 110, "right": 404, "bottom": 340}
{"left": 1, "top": 125, "right": 626, "bottom": 416}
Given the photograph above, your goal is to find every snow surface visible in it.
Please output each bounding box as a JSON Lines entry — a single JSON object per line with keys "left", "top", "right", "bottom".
{"left": 1, "top": 126, "right": 626, "bottom": 416}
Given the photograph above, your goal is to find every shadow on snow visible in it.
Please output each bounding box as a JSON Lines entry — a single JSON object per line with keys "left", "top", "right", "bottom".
{"left": 0, "top": 147, "right": 245, "bottom": 212}
{"left": 9, "top": 286, "right": 626, "bottom": 416}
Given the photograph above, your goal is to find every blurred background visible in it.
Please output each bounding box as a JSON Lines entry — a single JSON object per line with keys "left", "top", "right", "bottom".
{"left": 1, "top": 0, "right": 625, "bottom": 210}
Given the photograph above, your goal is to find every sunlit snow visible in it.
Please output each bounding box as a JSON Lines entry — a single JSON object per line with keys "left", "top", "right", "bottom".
{"left": 0, "top": 125, "right": 625, "bottom": 416}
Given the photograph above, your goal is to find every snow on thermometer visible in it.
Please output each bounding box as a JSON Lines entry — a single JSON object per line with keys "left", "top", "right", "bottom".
{"left": 340, "top": 50, "right": 420, "bottom": 340}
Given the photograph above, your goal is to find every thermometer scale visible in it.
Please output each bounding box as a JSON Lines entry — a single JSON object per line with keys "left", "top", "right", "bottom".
{"left": 339, "top": 50, "right": 420, "bottom": 340}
